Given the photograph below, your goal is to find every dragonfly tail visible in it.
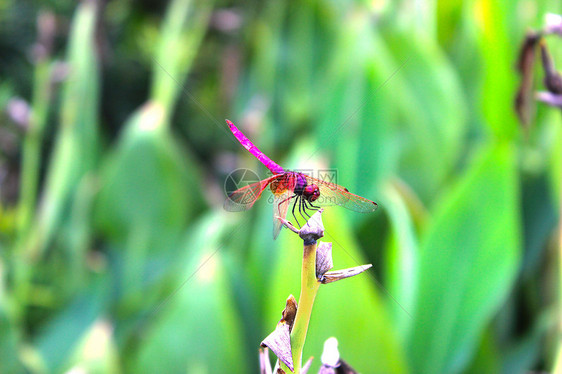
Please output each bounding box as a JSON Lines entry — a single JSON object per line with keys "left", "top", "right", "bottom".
{"left": 226, "top": 119, "right": 284, "bottom": 175}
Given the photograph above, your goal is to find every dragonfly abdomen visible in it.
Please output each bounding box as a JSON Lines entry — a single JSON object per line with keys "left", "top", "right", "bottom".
{"left": 226, "top": 120, "right": 284, "bottom": 175}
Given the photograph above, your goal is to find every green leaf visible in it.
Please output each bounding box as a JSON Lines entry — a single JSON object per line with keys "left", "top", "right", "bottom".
{"left": 382, "top": 180, "right": 419, "bottom": 338}
{"left": 472, "top": 0, "right": 518, "bottom": 140}
{"left": 31, "top": 0, "right": 100, "bottom": 255}
{"left": 96, "top": 102, "right": 203, "bottom": 239}
{"left": 150, "top": 0, "right": 213, "bottom": 118}
{"left": 0, "top": 263, "right": 24, "bottom": 373}
{"left": 407, "top": 143, "right": 521, "bottom": 373}
{"left": 133, "top": 212, "right": 250, "bottom": 373}
{"left": 95, "top": 102, "right": 204, "bottom": 302}
{"left": 463, "top": 328, "right": 501, "bottom": 374}
{"left": 315, "top": 16, "right": 398, "bottom": 197}
{"left": 383, "top": 29, "right": 467, "bottom": 200}
{"left": 35, "top": 278, "right": 109, "bottom": 373}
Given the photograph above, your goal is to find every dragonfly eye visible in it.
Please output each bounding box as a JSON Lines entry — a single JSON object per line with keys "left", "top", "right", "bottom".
{"left": 304, "top": 184, "right": 320, "bottom": 202}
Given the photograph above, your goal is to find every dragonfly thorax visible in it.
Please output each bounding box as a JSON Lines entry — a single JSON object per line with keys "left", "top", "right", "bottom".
{"left": 281, "top": 173, "right": 321, "bottom": 202}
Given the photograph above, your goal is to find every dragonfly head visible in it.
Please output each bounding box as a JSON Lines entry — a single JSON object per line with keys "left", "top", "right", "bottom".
{"left": 304, "top": 184, "right": 320, "bottom": 202}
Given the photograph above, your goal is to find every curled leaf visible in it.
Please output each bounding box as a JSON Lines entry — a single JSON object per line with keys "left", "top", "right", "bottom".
{"left": 514, "top": 31, "right": 540, "bottom": 124}
{"left": 320, "top": 265, "right": 372, "bottom": 284}
{"left": 281, "top": 295, "right": 298, "bottom": 333}
{"left": 298, "top": 209, "right": 325, "bottom": 245}
{"left": 261, "top": 295, "right": 298, "bottom": 371}
{"left": 315, "top": 242, "right": 334, "bottom": 280}
{"left": 277, "top": 209, "right": 325, "bottom": 244}
{"left": 540, "top": 40, "right": 562, "bottom": 94}
{"left": 261, "top": 325, "right": 293, "bottom": 372}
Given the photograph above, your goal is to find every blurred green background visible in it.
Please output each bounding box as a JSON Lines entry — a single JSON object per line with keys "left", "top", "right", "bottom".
{"left": 0, "top": 0, "right": 561, "bottom": 373}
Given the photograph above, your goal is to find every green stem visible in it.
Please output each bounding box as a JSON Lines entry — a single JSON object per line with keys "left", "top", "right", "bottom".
{"left": 288, "top": 242, "right": 320, "bottom": 373}
{"left": 17, "top": 60, "right": 51, "bottom": 238}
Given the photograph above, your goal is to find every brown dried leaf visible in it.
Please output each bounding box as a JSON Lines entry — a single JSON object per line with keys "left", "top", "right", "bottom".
{"left": 336, "top": 359, "right": 359, "bottom": 374}
{"left": 281, "top": 295, "right": 298, "bottom": 332}
{"left": 514, "top": 31, "right": 540, "bottom": 124}
{"left": 540, "top": 40, "right": 562, "bottom": 94}
{"left": 320, "top": 265, "right": 372, "bottom": 284}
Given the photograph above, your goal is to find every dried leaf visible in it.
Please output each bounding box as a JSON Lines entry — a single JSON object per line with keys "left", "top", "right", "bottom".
{"left": 336, "top": 359, "right": 358, "bottom": 374}
{"left": 320, "top": 265, "right": 372, "bottom": 284}
{"left": 318, "top": 367, "right": 336, "bottom": 374}
{"left": 301, "top": 357, "right": 313, "bottom": 374}
{"left": 261, "top": 324, "right": 293, "bottom": 372}
{"left": 281, "top": 295, "right": 298, "bottom": 332}
{"left": 260, "top": 295, "right": 298, "bottom": 371}
{"left": 514, "top": 31, "right": 540, "bottom": 124}
{"left": 536, "top": 91, "right": 562, "bottom": 107}
{"left": 299, "top": 209, "right": 325, "bottom": 245}
{"left": 259, "top": 347, "right": 273, "bottom": 374}
{"left": 315, "top": 242, "right": 333, "bottom": 279}
{"left": 540, "top": 40, "right": 562, "bottom": 94}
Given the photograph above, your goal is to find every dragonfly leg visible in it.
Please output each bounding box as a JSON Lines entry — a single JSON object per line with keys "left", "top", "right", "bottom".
{"left": 304, "top": 199, "right": 319, "bottom": 212}
{"left": 301, "top": 197, "right": 312, "bottom": 219}
{"left": 289, "top": 195, "right": 301, "bottom": 227}
{"left": 278, "top": 194, "right": 297, "bottom": 223}
{"left": 299, "top": 196, "right": 312, "bottom": 222}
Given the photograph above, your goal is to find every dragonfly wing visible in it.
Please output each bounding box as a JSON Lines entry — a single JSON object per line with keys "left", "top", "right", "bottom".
{"left": 223, "top": 175, "right": 279, "bottom": 212}
{"left": 303, "top": 175, "right": 378, "bottom": 213}
{"left": 271, "top": 173, "right": 298, "bottom": 239}
{"left": 272, "top": 189, "right": 293, "bottom": 239}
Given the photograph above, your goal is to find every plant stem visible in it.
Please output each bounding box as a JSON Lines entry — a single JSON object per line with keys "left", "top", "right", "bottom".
{"left": 17, "top": 60, "right": 51, "bottom": 238}
{"left": 288, "top": 242, "right": 320, "bottom": 373}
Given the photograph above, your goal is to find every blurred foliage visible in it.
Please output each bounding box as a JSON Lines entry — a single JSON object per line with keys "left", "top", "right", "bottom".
{"left": 0, "top": 0, "right": 561, "bottom": 373}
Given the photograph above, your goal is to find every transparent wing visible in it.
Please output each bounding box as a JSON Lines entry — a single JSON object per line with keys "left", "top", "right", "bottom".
{"left": 272, "top": 189, "right": 294, "bottom": 239}
{"left": 302, "top": 175, "right": 378, "bottom": 213}
{"left": 223, "top": 175, "right": 280, "bottom": 212}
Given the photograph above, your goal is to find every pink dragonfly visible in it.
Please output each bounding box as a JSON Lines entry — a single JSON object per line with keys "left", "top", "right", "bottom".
{"left": 224, "top": 120, "right": 377, "bottom": 238}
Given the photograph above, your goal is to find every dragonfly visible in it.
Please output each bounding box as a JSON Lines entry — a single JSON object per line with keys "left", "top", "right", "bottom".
{"left": 223, "top": 119, "right": 377, "bottom": 239}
